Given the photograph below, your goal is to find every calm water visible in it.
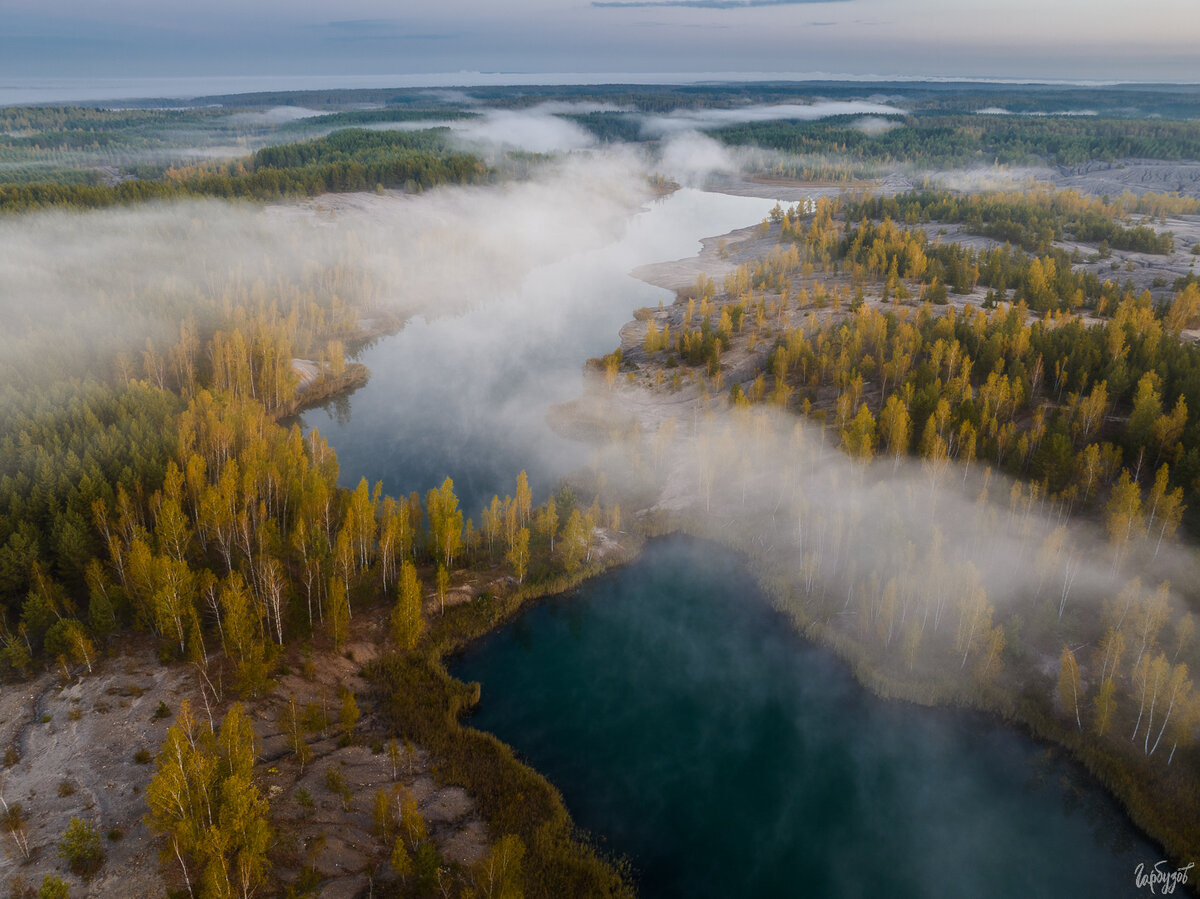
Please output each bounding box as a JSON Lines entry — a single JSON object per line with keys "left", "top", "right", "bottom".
{"left": 302, "top": 188, "right": 780, "bottom": 515}
{"left": 313, "top": 188, "right": 1159, "bottom": 897}
{"left": 452, "top": 538, "right": 1157, "bottom": 899}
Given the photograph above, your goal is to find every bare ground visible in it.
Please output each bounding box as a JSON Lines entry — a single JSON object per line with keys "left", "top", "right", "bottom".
{"left": 0, "top": 618, "right": 489, "bottom": 899}
{"left": 0, "top": 644, "right": 193, "bottom": 897}
{"left": 255, "top": 629, "right": 488, "bottom": 899}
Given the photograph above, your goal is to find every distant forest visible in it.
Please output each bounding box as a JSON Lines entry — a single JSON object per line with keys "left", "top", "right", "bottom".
{"left": 0, "top": 129, "right": 485, "bottom": 212}
{"left": 5, "top": 80, "right": 1200, "bottom": 209}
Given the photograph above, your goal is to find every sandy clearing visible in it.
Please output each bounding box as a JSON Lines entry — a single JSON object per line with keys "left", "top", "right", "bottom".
{"left": 1, "top": 619, "right": 490, "bottom": 898}
{"left": 0, "top": 647, "right": 192, "bottom": 898}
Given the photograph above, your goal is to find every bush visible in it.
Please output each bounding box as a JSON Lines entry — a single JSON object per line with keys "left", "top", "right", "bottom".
{"left": 58, "top": 816, "right": 104, "bottom": 879}
{"left": 2, "top": 801, "right": 27, "bottom": 833}
{"left": 37, "top": 876, "right": 70, "bottom": 899}
{"left": 324, "top": 767, "right": 351, "bottom": 810}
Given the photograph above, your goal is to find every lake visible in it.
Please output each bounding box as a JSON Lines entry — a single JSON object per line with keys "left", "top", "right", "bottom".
{"left": 452, "top": 537, "right": 1157, "bottom": 899}
{"left": 301, "top": 187, "right": 780, "bottom": 516}
{"left": 312, "top": 186, "right": 1159, "bottom": 898}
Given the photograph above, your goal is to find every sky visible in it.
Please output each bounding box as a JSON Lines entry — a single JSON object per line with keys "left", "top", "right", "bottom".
{"left": 1, "top": 0, "right": 1198, "bottom": 96}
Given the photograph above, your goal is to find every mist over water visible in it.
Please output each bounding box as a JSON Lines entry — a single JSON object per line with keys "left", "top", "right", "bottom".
{"left": 305, "top": 166, "right": 1176, "bottom": 898}
{"left": 452, "top": 538, "right": 1155, "bottom": 899}
{"left": 303, "top": 186, "right": 779, "bottom": 513}
{"left": 6, "top": 105, "right": 1182, "bottom": 890}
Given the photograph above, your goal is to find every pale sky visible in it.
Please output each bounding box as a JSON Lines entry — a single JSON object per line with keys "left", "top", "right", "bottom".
{"left": 2, "top": 0, "right": 1198, "bottom": 87}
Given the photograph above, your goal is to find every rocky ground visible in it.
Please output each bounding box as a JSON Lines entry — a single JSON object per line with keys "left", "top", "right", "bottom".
{"left": 0, "top": 613, "right": 490, "bottom": 898}
{"left": 0, "top": 643, "right": 193, "bottom": 897}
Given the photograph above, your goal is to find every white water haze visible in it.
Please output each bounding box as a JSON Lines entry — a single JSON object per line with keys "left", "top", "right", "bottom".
{"left": 637, "top": 101, "right": 905, "bottom": 137}
{"left": 2, "top": 136, "right": 1195, "bottom": 671}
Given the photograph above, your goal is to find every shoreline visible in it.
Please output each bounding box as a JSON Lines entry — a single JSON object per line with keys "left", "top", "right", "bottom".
{"left": 581, "top": 207, "right": 1200, "bottom": 881}
{"left": 171, "top": 186, "right": 1194, "bottom": 894}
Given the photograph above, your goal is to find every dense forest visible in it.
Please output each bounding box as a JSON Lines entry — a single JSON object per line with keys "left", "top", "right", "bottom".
{"left": 0, "top": 129, "right": 486, "bottom": 213}
{"left": 845, "top": 187, "right": 1188, "bottom": 254}
{"left": 0, "top": 235, "right": 632, "bottom": 896}
{"left": 9, "top": 80, "right": 1200, "bottom": 198}
{"left": 711, "top": 115, "right": 1200, "bottom": 169}
{"left": 643, "top": 195, "right": 1200, "bottom": 516}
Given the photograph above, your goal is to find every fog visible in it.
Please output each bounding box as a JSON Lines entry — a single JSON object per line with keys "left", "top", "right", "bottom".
{"left": 0, "top": 151, "right": 649, "bottom": 396}
{"left": 657, "top": 131, "right": 743, "bottom": 184}
{"left": 227, "top": 106, "right": 327, "bottom": 125}
{"left": 3, "top": 103, "right": 1195, "bottom": 889}
{"left": 7, "top": 131, "right": 1190, "bottom": 631}
{"left": 852, "top": 115, "right": 901, "bottom": 136}
{"left": 5, "top": 122, "right": 1195, "bottom": 739}
{"left": 351, "top": 99, "right": 907, "bottom": 176}
{"left": 365, "top": 102, "right": 629, "bottom": 156}
{"left": 446, "top": 107, "right": 600, "bottom": 155}
{"left": 636, "top": 100, "right": 905, "bottom": 137}
{"left": 640, "top": 401, "right": 1197, "bottom": 640}
{"left": 298, "top": 174, "right": 779, "bottom": 513}
{"left": 976, "top": 107, "right": 1099, "bottom": 117}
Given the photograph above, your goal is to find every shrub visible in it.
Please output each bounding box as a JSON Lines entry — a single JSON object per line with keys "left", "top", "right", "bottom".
{"left": 58, "top": 816, "right": 104, "bottom": 879}
{"left": 36, "top": 876, "right": 70, "bottom": 899}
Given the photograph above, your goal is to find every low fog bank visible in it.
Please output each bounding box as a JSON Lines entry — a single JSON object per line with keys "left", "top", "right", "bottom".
{"left": 353, "top": 100, "right": 908, "bottom": 184}
{"left": 604, "top": 398, "right": 1199, "bottom": 660}
{"left": 0, "top": 151, "right": 652, "bottom": 394}
{"left": 298, "top": 182, "right": 780, "bottom": 512}
{"left": 637, "top": 101, "right": 905, "bottom": 138}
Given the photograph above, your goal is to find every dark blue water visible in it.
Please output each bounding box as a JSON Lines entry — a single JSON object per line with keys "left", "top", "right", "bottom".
{"left": 452, "top": 538, "right": 1158, "bottom": 899}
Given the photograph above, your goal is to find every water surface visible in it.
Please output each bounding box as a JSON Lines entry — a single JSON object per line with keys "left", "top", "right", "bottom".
{"left": 303, "top": 188, "right": 779, "bottom": 514}
{"left": 452, "top": 538, "right": 1156, "bottom": 899}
